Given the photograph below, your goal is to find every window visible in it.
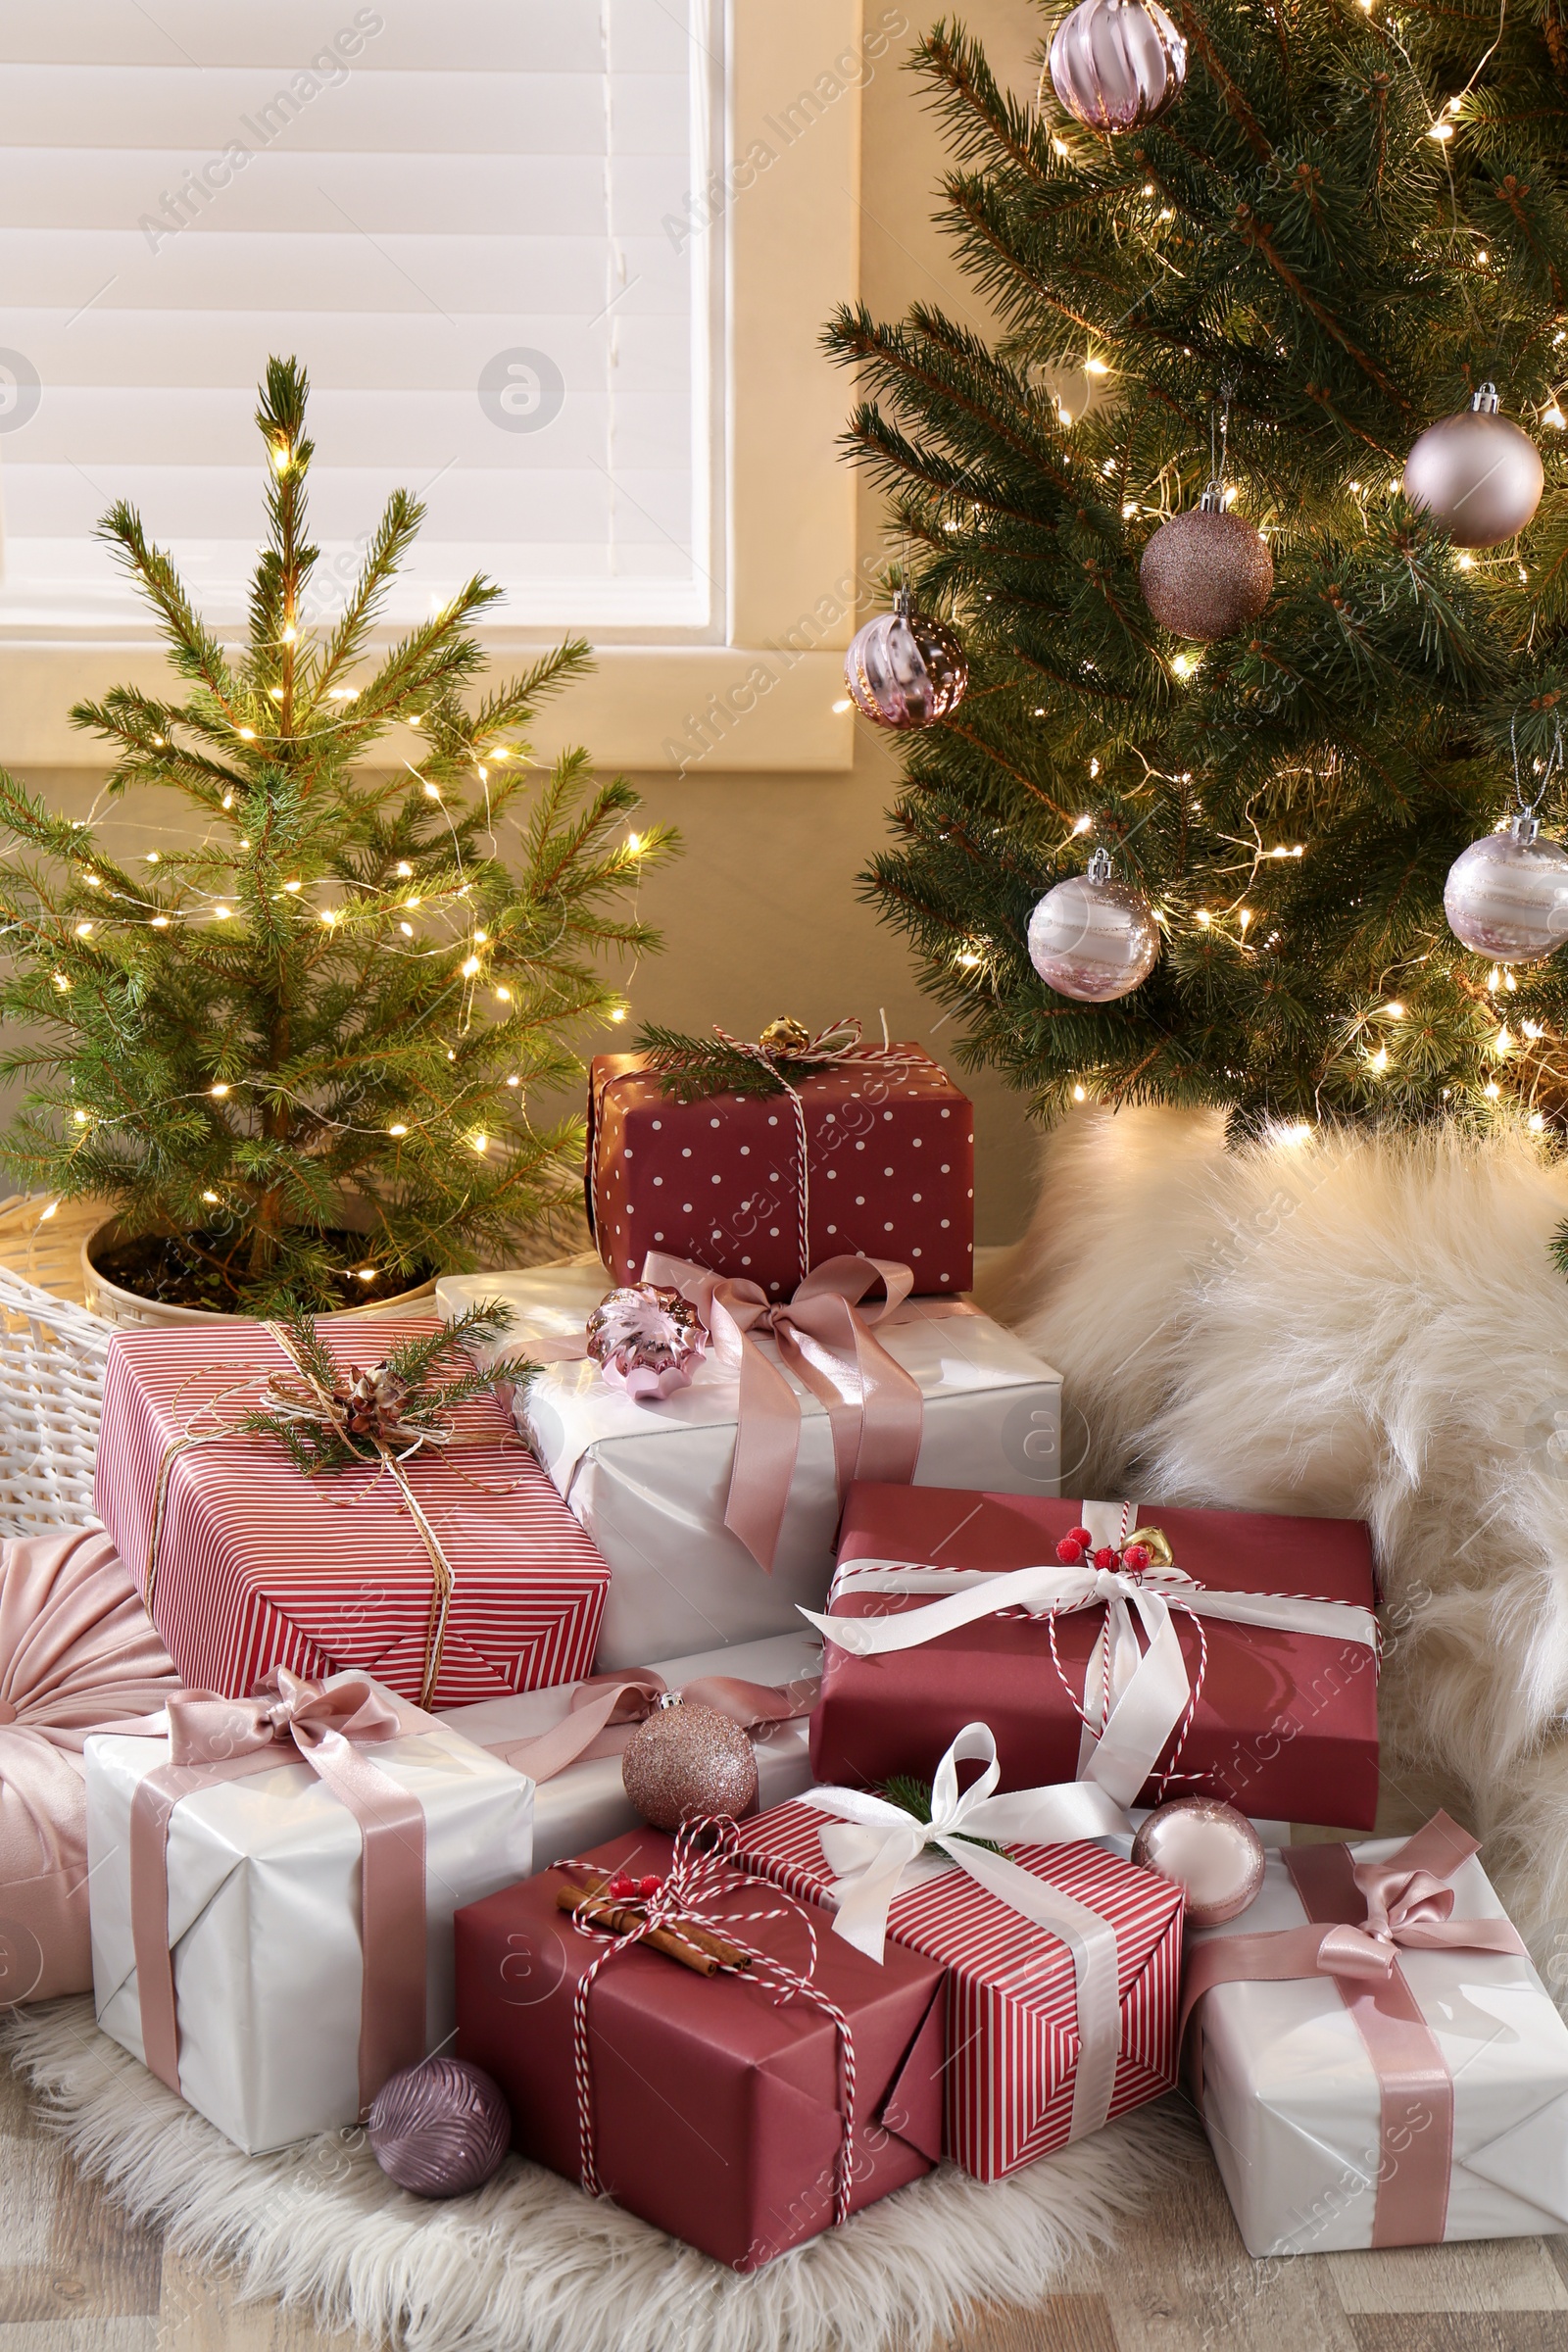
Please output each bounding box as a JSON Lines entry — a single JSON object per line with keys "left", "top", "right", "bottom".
{"left": 0, "top": 0, "right": 718, "bottom": 639}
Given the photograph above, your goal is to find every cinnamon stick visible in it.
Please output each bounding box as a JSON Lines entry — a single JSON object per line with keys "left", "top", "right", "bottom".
{"left": 554, "top": 1872, "right": 752, "bottom": 1976}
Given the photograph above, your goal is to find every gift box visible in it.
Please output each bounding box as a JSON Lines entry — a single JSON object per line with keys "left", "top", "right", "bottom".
{"left": 87, "top": 1672, "right": 534, "bottom": 2154}
{"left": 730, "top": 1768, "right": 1184, "bottom": 2180}
{"left": 437, "top": 1264, "right": 1062, "bottom": 1667}
{"left": 455, "top": 1826, "right": 945, "bottom": 2268}
{"left": 808, "top": 1486, "right": 1381, "bottom": 1829}
{"left": 1184, "top": 1816, "right": 1568, "bottom": 2254}
{"left": 94, "top": 1312, "right": 611, "bottom": 1709}
{"left": 587, "top": 1043, "right": 973, "bottom": 1298}
{"left": 440, "top": 1629, "right": 821, "bottom": 1870}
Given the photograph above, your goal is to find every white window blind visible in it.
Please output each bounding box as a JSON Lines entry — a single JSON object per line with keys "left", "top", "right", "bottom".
{"left": 0, "top": 0, "right": 716, "bottom": 639}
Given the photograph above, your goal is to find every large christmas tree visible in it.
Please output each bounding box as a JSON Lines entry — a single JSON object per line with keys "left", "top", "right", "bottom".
{"left": 840, "top": 0, "right": 1568, "bottom": 1140}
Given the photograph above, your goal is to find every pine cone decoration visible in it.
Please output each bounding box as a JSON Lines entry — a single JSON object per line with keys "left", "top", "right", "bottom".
{"left": 585, "top": 1284, "right": 708, "bottom": 1401}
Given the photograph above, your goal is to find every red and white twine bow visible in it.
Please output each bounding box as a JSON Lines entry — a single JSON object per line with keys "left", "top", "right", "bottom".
{"left": 564, "top": 1820, "right": 858, "bottom": 2224}
{"left": 806, "top": 1501, "right": 1381, "bottom": 1809}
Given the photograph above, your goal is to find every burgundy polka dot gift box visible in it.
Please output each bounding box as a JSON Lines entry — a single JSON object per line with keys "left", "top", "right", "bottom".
{"left": 586, "top": 1044, "right": 975, "bottom": 1298}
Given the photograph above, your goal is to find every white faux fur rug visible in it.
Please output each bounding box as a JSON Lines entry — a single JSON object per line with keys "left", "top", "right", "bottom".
{"left": 980, "top": 1107, "right": 1568, "bottom": 1977}
{"left": 4, "top": 1998, "right": 1197, "bottom": 2352}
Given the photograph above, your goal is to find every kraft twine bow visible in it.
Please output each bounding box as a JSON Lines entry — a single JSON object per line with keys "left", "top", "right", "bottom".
{"left": 798, "top": 1722, "right": 1131, "bottom": 2142}
{"left": 143, "top": 1313, "right": 532, "bottom": 1710}
{"left": 597, "top": 1015, "right": 915, "bottom": 1288}
{"left": 563, "top": 1818, "right": 858, "bottom": 2223}
{"left": 125, "top": 1667, "right": 428, "bottom": 2118}
{"left": 1181, "top": 1814, "right": 1529, "bottom": 2247}
{"left": 804, "top": 1500, "right": 1381, "bottom": 1807}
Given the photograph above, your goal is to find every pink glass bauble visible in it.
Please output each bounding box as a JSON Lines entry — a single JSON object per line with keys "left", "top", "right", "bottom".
{"left": 1027, "top": 849, "right": 1159, "bottom": 1002}
{"left": 1403, "top": 384, "right": 1543, "bottom": 550}
{"left": 1444, "top": 812, "right": 1568, "bottom": 962}
{"left": 585, "top": 1283, "right": 708, "bottom": 1400}
{"left": 368, "top": 2056, "right": 511, "bottom": 2197}
{"left": 1131, "top": 1796, "right": 1265, "bottom": 1926}
{"left": 845, "top": 589, "right": 968, "bottom": 729}
{"left": 1141, "top": 501, "right": 1273, "bottom": 643}
{"left": 1048, "top": 0, "right": 1187, "bottom": 133}
{"left": 621, "top": 1697, "right": 760, "bottom": 1833}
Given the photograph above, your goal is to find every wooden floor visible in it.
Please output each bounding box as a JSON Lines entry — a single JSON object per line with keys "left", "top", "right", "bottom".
{"left": 0, "top": 2057, "right": 1561, "bottom": 2352}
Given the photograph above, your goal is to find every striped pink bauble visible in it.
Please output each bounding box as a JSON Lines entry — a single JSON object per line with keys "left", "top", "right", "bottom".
{"left": 368, "top": 2057, "right": 511, "bottom": 2198}
{"left": 1047, "top": 0, "right": 1186, "bottom": 133}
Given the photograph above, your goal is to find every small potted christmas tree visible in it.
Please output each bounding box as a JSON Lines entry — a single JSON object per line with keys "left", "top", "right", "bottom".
{"left": 0, "top": 357, "right": 670, "bottom": 1321}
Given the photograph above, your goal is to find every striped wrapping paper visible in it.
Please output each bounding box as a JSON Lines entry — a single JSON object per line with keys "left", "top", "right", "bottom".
{"left": 94, "top": 1314, "right": 610, "bottom": 1710}
{"left": 730, "top": 1799, "right": 1184, "bottom": 2180}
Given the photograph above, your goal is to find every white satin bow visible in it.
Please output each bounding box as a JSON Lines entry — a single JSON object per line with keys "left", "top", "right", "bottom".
{"left": 800, "top": 1723, "right": 1130, "bottom": 2141}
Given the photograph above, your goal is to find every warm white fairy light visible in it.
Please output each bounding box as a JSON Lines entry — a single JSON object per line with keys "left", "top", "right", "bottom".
{"left": 1546, "top": 407, "right": 1566, "bottom": 429}
{"left": 625, "top": 833, "right": 644, "bottom": 855}
{"left": 52, "top": 972, "right": 69, "bottom": 992}
{"left": 215, "top": 906, "right": 231, "bottom": 920}
{"left": 471, "top": 1132, "right": 489, "bottom": 1154}
{"left": 151, "top": 915, "right": 170, "bottom": 928}
{"left": 388, "top": 1122, "right": 408, "bottom": 1136}
{"left": 395, "top": 861, "right": 414, "bottom": 878}
{"left": 1530, "top": 1110, "right": 1546, "bottom": 1131}
{"left": 1457, "top": 553, "right": 1475, "bottom": 569}
{"left": 506, "top": 1073, "right": 519, "bottom": 1087}
{"left": 221, "top": 793, "right": 234, "bottom": 809}
{"left": 284, "top": 879, "right": 301, "bottom": 893}
{"left": 84, "top": 875, "right": 100, "bottom": 888}
{"left": 423, "top": 783, "right": 441, "bottom": 801}
{"left": 1494, "top": 1024, "right": 1511, "bottom": 1056}
{"left": 146, "top": 852, "right": 160, "bottom": 864}
{"left": 1524, "top": 1020, "right": 1544, "bottom": 1039}
{"left": 1484, "top": 1080, "right": 1501, "bottom": 1098}
{"left": 1385, "top": 1000, "right": 1404, "bottom": 1017}
{"left": 461, "top": 956, "right": 480, "bottom": 977}
{"left": 238, "top": 726, "right": 256, "bottom": 741}
{"left": 73, "top": 1108, "right": 88, "bottom": 1124}
{"left": 74, "top": 921, "right": 92, "bottom": 937}
{"left": 399, "top": 921, "right": 414, "bottom": 936}
{"left": 1196, "top": 909, "right": 1211, "bottom": 926}
{"left": 281, "top": 624, "right": 297, "bottom": 644}
{"left": 202, "top": 1189, "right": 220, "bottom": 1202}
{"left": 1072, "top": 1084, "right": 1087, "bottom": 1102}
{"left": 1084, "top": 357, "right": 1108, "bottom": 376}
{"left": 1369, "top": 1045, "right": 1389, "bottom": 1070}
{"left": 1073, "top": 813, "right": 1093, "bottom": 833}
{"left": 210, "top": 1082, "right": 230, "bottom": 1098}
{"left": 608, "top": 1007, "right": 628, "bottom": 1024}
{"left": 319, "top": 907, "right": 337, "bottom": 925}
{"left": 473, "top": 930, "right": 488, "bottom": 945}
{"left": 495, "top": 986, "right": 512, "bottom": 1002}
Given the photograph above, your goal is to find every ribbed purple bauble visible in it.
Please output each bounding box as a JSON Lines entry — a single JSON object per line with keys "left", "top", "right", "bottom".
{"left": 845, "top": 587, "right": 968, "bottom": 729}
{"left": 368, "top": 2056, "right": 511, "bottom": 2197}
{"left": 1048, "top": 0, "right": 1187, "bottom": 133}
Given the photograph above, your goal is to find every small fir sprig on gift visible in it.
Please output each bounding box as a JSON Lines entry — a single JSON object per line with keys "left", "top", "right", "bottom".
{"left": 634, "top": 1016, "right": 848, "bottom": 1102}
{"left": 239, "top": 1299, "right": 535, "bottom": 1476}
{"left": 881, "top": 1773, "right": 1004, "bottom": 1854}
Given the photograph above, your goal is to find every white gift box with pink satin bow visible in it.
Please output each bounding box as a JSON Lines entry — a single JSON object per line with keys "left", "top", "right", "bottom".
{"left": 1186, "top": 1826, "right": 1568, "bottom": 2255}
{"left": 437, "top": 1262, "right": 1062, "bottom": 1668}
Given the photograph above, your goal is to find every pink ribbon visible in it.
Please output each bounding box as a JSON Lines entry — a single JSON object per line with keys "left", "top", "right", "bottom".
{"left": 484, "top": 1667, "right": 819, "bottom": 1784}
{"left": 1181, "top": 1814, "right": 1527, "bottom": 2246}
{"left": 564, "top": 1817, "right": 858, "bottom": 2224}
{"left": 644, "top": 1251, "right": 927, "bottom": 1573}
{"left": 128, "top": 1666, "right": 428, "bottom": 2118}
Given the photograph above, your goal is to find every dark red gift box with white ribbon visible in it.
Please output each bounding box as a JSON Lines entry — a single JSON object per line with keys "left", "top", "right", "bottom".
{"left": 807, "top": 1485, "right": 1381, "bottom": 1829}
{"left": 586, "top": 1043, "right": 974, "bottom": 1298}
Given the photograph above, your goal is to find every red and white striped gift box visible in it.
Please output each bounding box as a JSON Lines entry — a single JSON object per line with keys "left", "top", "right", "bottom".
{"left": 94, "top": 1314, "right": 610, "bottom": 1710}
{"left": 730, "top": 1799, "right": 1184, "bottom": 2180}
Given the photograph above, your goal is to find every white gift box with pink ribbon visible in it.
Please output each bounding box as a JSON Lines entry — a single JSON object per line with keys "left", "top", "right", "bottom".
{"left": 85, "top": 1672, "right": 533, "bottom": 2156}
{"left": 1184, "top": 1819, "right": 1568, "bottom": 2254}
{"left": 438, "top": 1261, "right": 1062, "bottom": 1668}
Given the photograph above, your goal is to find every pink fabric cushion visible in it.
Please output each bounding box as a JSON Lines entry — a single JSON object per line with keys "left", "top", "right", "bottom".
{"left": 0, "top": 1527, "right": 179, "bottom": 2000}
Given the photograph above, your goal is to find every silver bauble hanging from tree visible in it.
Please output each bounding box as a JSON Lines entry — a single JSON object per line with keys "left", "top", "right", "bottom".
{"left": 1403, "top": 383, "right": 1544, "bottom": 549}
{"left": 1445, "top": 811, "right": 1568, "bottom": 962}
{"left": 845, "top": 587, "right": 968, "bottom": 730}
{"left": 1027, "top": 847, "right": 1160, "bottom": 1002}
{"left": 1047, "top": 0, "right": 1187, "bottom": 132}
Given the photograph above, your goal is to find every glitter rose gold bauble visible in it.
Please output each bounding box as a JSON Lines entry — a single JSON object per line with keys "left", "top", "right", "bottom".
{"left": 1131, "top": 1796, "right": 1266, "bottom": 1925}
{"left": 1140, "top": 504, "right": 1274, "bottom": 642}
{"left": 620, "top": 1698, "right": 760, "bottom": 1833}
{"left": 1403, "top": 384, "right": 1543, "bottom": 550}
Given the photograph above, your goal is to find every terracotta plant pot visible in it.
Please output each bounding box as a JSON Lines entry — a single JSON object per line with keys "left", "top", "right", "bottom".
{"left": 80, "top": 1211, "right": 438, "bottom": 1331}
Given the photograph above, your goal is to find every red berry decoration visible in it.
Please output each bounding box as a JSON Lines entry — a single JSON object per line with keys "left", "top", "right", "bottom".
{"left": 638, "top": 1875, "right": 662, "bottom": 1898}
{"left": 1067, "top": 1525, "right": 1094, "bottom": 1548}
{"left": 1123, "top": 1542, "right": 1152, "bottom": 1573}
{"left": 607, "top": 1873, "right": 635, "bottom": 1899}
{"left": 1094, "top": 1545, "right": 1119, "bottom": 1570}
{"left": 1055, "top": 1537, "right": 1086, "bottom": 1564}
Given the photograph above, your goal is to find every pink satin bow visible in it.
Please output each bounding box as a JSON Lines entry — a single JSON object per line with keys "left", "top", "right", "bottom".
{"left": 483, "top": 1665, "right": 819, "bottom": 1784}
{"left": 129, "top": 1666, "right": 428, "bottom": 2117}
{"left": 644, "top": 1251, "right": 926, "bottom": 1572}
{"left": 1181, "top": 1813, "right": 1529, "bottom": 2247}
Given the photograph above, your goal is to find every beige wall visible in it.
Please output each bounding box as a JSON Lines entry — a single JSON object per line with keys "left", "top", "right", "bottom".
{"left": 10, "top": 2, "right": 1050, "bottom": 1247}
